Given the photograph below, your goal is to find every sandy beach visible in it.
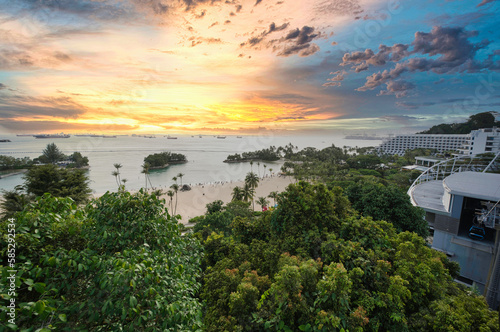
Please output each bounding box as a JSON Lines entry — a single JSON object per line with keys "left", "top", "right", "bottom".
{"left": 163, "top": 175, "right": 294, "bottom": 223}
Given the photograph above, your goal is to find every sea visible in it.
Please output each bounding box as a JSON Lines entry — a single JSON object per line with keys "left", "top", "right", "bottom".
{"left": 0, "top": 134, "right": 382, "bottom": 195}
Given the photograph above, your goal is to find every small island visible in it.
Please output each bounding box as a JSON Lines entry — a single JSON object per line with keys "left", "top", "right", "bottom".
{"left": 144, "top": 151, "right": 188, "bottom": 169}
{"left": 223, "top": 147, "right": 280, "bottom": 163}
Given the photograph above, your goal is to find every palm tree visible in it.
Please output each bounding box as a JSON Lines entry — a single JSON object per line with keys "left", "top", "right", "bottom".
{"left": 113, "top": 163, "right": 122, "bottom": 183}
{"left": 177, "top": 173, "right": 184, "bottom": 186}
{"left": 268, "top": 191, "right": 278, "bottom": 207}
{"left": 170, "top": 183, "right": 179, "bottom": 215}
{"left": 263, "top": 164, "right": 267, "bottom": 177}
{"left": 242, "top": 183, "right": 255, "bottom": 206}
{"left": 167, "top": 190, "right": 175, "bottom": 214}
{"left": 141, "top": 163, "right": 153, "bottom": 190}
{"left": 111, "top": 170, "right": 120, "bottom": 188}
{"left": 245, "top": 172, "right": 259, "bottom": 189}
{"left": 256, "top": 196, "right": 269, "bottom": 210}
{"left": 232, "top": 186, "right": 244, "bottom": 201}
{"left": 257, "top": 162, "right": 260, "bottom": 177}
{"left": 269, "top": 167, "right": 273, "bottom": 176}
{"left": 250, "top": 160, "right": 254, "bottom": 172}
{"left": 245, "top": 172, "right": 259, "bottom": 210}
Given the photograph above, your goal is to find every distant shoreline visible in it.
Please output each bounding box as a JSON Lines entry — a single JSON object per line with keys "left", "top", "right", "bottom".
{"left": 0, "top": 169, "right": 28, "bottom": 179}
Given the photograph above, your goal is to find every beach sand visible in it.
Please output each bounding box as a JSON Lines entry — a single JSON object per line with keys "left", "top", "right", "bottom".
{"left": 163, "top": 175, "right": 294, "bottom": 223}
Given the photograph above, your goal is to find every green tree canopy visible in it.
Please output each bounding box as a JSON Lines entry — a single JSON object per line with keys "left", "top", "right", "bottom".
{"left": 0, "top": 191, "right": 203, "bottom": 330}
{"left": 24, "top": 164, "right": 91, "bottom": 205}
{"left": 345, "top": 181, "right": 428, "bottom": 238}
{"left": 37, "top": 143, "right": 66, "bottom": 164}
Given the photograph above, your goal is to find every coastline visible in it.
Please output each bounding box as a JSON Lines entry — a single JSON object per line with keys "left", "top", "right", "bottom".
{"left": 92, "top": 174, "right": 295, "bottom": 224}
{"left": 168, "top": 174, "right": 294, "bottom": 223}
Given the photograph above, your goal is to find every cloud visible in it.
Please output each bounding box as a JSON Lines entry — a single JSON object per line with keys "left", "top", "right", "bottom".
{"left": 240, "top": 22, "right": 289, "bottom": 48}
{"left": 11, "top": 0, "right": 136, "bottom": 22}
{"left": 379, "top": 115, "right": 423, "bottom": 124}
{"left": 337, "top": 26, "right": 499, "bottom": 96}
{"left": 377, "top": 80, "right": 416, "bottom": 98}
{"left": 277, "top": 26, "right": 321, "bottom": 57}
{"left": 323, "top": 70, "right": 346, "bottom": 87}
{"left": 0, "top": 120, "right": 138, "bottom": 133}
{"left": 0, "top": 83, "right": 6, "bottom": 90}
{"left": 0, "top": 94, "right": 89, "bottom": 119}
{"left": 477, "top": 0, "right": 495, "bottom": 7}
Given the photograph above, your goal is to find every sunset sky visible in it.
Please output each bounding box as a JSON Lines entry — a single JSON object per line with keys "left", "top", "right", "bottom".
{"left": 0, "top": 0, "right": 499, "bottom": 134}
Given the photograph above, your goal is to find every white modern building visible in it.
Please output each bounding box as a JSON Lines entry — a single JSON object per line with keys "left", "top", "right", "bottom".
{"left": 378, "top": 134, "right": 468, "bottom": 156}
{"left": 408, "top": 153, "right": 500, "bottom": 308}
{"left": 458, "top": 127, "right": 500, "bottom": 156}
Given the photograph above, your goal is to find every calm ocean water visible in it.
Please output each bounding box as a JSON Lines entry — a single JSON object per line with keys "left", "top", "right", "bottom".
{"left": 0, "top": 134, "right": 381, "bottom": 195}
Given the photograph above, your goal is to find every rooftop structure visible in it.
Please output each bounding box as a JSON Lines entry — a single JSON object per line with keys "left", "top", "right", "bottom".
{"left": 408, "top": 152, "right": 500, "bottom": 308}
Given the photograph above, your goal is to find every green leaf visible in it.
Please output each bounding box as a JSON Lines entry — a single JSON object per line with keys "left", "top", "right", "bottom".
{"left": 129, "top": 295, "right": 137, "bottom": 307}
{"left": 59, "top": 313, "right": 67, "bottom": 322}
{"left": 34, "top": 282, "right": 46, "bottom": 294}
{"left": 34, "top": 301, "right": 46, "bottom": 314}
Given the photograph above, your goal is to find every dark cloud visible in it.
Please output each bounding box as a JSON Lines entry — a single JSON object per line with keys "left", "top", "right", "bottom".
{"left": 0, "top": 94, "right": 88, "bottom": 119}
{"left": 255, "top": 0, "right": 263, "bottom": 6}
{"left": 338, "top": 26, "right": 499, "bottom": 96}
{"left": 240, "top": 22, "right": 290, "bottom": 48}
{"left": 0, "top": 83, "right": 6, "bottom": 90}
{"left": 277, "top": 26, "right": 321, "bottom": 57}
{"left": 208, "top": 21, "right": 219, "bottom": 28}
{"left": 235, "top": 4, "right": 242, "bottom": 12}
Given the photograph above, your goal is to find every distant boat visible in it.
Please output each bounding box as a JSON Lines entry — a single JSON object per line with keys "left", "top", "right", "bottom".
{"left": 236, "top": 136, "right": 243, "bottom": 138}
{"left": 0, "top": 139, "right": 11, "bottom": 142}
{"left": 33, "top": 134, "right": 70, "bottom": 139}
{"left": 167, "top": 135, "right": 178, "bottom": 139}
{"left": 217, "top": 136, "right": 226, "bottom": 139}
{"left": 75, "top": 134, "right": 116, "bottom": 138}
{"left": 199, "top": 135, "right": 202, "bottom": 138}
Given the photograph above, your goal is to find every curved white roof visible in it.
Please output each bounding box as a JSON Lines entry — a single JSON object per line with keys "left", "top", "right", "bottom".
{"left": 443, "top": 171, "right": 500, "bottom": 202}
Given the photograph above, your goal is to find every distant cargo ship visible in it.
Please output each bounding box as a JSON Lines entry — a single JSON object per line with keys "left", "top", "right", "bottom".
{"left": 166, "top": 135, "right": 178, "bottom": 139}
{"left": 217, "top": 136, "right": 226, "bottom": 139}
{"left": 75, "top": 134, "right": 116, "bottom": 138}
{"left": 33, "top": 134, "right": 70, "bottom": 139}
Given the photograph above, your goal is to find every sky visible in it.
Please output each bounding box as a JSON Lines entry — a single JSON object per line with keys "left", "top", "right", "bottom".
{"left": 0, "top": 0, "right": 499, "bottom": 135}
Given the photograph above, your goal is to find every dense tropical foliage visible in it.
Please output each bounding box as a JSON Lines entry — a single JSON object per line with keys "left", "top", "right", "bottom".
{"left": 1, "top": 165, "right": 92, "bottom": 219}
{"left": 419, "top": 112, "right": 499, "bottom": 134}
{"left": 144, "top": 151, "right": 187, "bottom": 168}
{"left": 0, "top": 191, "right": 203, "bottom": 330}
{"left": 195, "top": 182, "right": 498, "bottom": 331}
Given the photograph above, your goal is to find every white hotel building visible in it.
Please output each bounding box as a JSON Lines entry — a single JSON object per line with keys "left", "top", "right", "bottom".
{"left": 378, "top": 128, "right": 500, "bottom": 156}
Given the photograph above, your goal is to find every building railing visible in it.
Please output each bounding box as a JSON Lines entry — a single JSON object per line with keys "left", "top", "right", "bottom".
{"left": 407, "top": 152, "right": 500, "bottom": 205}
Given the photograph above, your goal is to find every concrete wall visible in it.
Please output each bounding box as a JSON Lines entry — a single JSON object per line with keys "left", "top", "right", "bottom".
{"left": 432, "top": 230, "right": 493, "bottom": 290}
